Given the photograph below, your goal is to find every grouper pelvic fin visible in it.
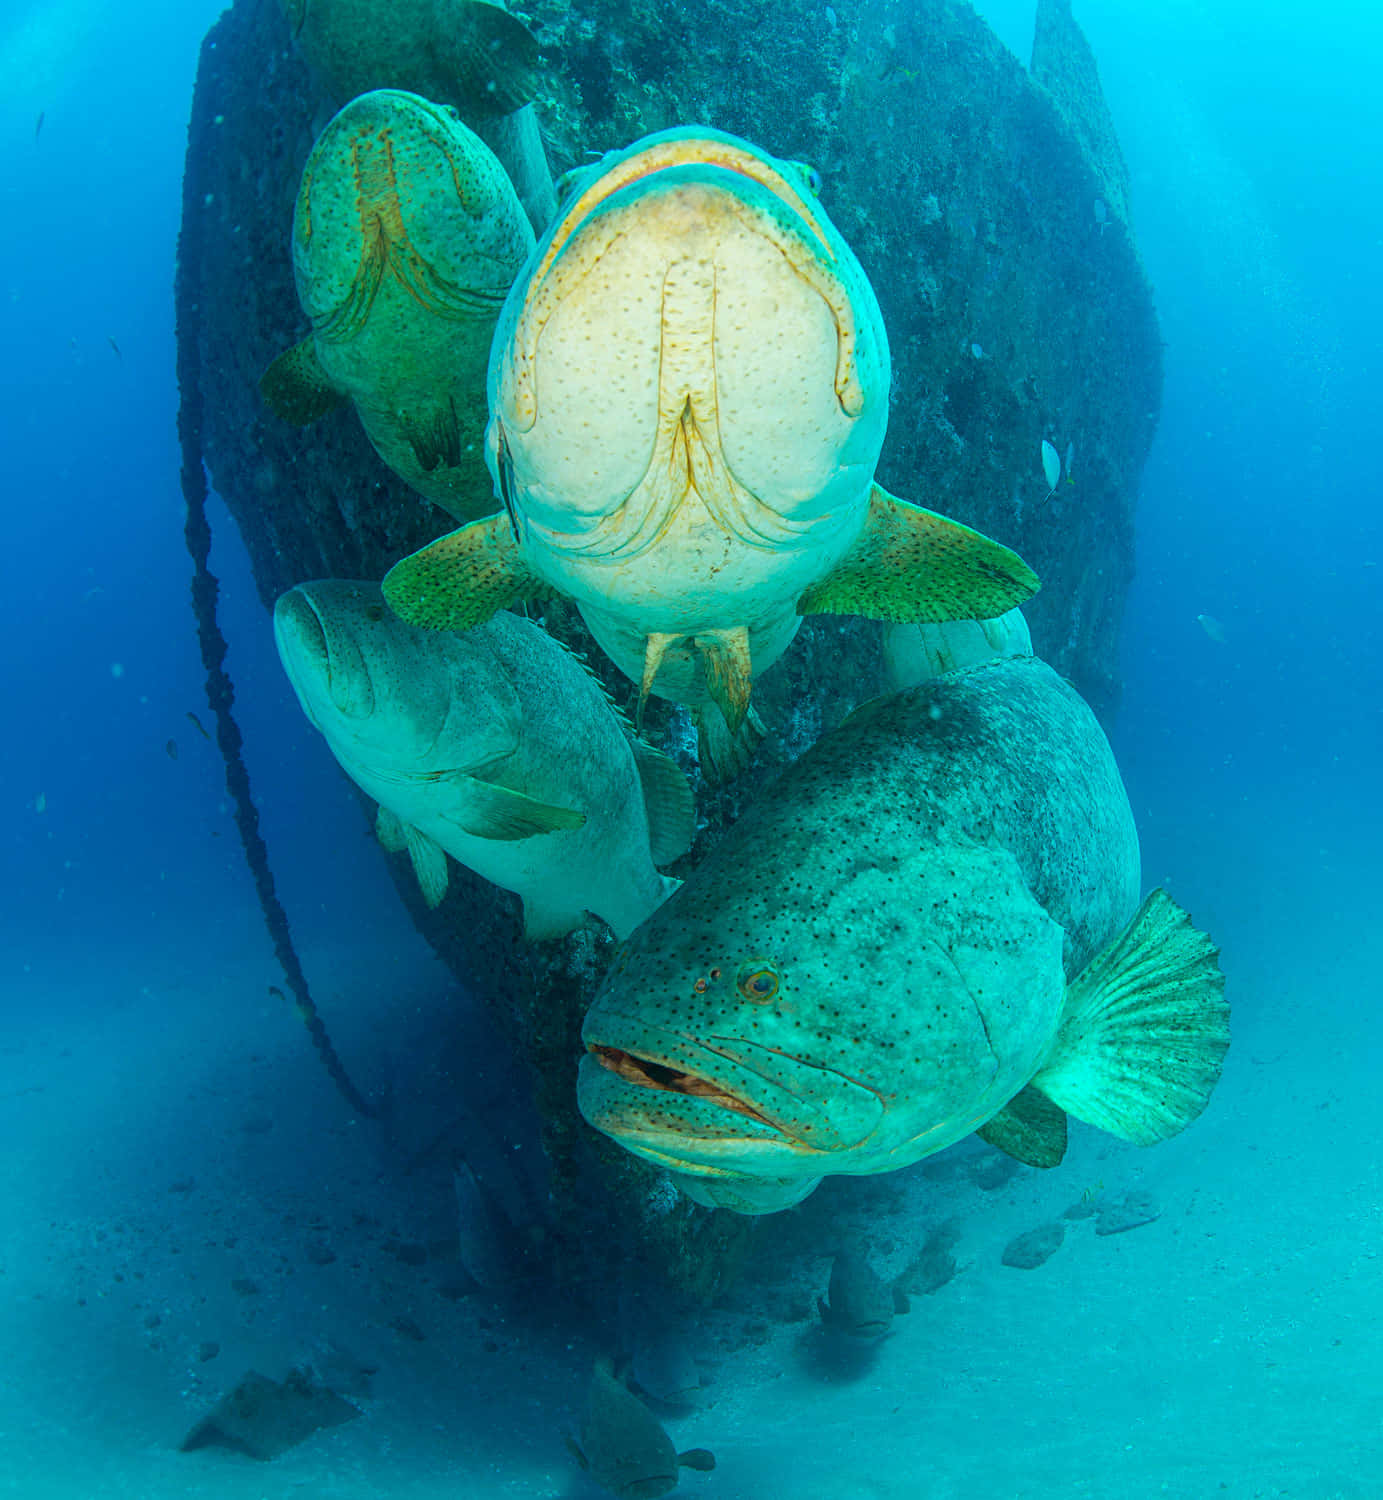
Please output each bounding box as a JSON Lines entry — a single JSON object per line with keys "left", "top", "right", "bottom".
{"left": 402, "top": 822, "right": 450, "bottom": 909}
{"left": 1033, "top": 889, "right": 1230, "bottom": 1146}
{"left": 400, "top": 396, "right": 462, "bottom": 473}
{"left": 383, "top": 515, "right": 560, "bottom": 632}
{"left": 375, "top": 805, "right": 409, "bottom": 853}
{"left": 259, "top": 338, "right": 347, "bottom": 427}
{"left": 636, "top": 628, "right": 754, "bottom": 737}
{"left": 977, "top": 1083, "right": 1068, "bottom": 1167}
{"left": 698, "top": 626, "right": 754, "bottom": 736}
{"left": 637, "top": 632, "right": 681, "bottom": 732}
{"left": 696, "top": 702, "right": 767, "bottom": 785}
{"left": 796, "top": 484, "right": 1040, "bottom": 623}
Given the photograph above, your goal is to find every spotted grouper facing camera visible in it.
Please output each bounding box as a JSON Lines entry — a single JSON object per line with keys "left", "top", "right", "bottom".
{"left": 382, "top": 127, "right": 1037, "bottom": 779}
{"left": 578, "top": 631, "right": 1229, "bottom": 1213}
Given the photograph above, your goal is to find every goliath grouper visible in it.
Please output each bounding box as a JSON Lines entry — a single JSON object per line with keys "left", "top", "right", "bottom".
{"left": 383, "top": 127, "right": 1037, "bottom": 778}
{"left": 578, "top": 640, "right": 1229, "bottom": 1213}
{"left": 261, "top": 90, "right": 534, "bottom": 522}
{"left": 274, "top": 580, "right": 691, "bottom": 939}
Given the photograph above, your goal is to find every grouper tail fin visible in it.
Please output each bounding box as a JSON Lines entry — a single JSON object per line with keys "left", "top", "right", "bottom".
{"left": 1034, "top": 890, "right": 1229, "bottom": 1146}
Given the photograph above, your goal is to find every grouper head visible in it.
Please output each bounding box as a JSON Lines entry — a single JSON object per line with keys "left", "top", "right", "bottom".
{"left": 292, "top": 88, "right": 530, "bottom": 345}
{"left": 578, "top": 797, "right": 1065, "bottom": 1214}
{"left": 273, "top": 579, "right": 518, "bottom": 769}
{"left": 486, "top": 126, "right": 891, "bottom": 565}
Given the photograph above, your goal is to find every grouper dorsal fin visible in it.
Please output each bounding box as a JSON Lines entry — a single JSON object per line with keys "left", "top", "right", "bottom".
{"left": 796, "top": 484, "right": 1040, "bottom": 623}
{"left": 383, "top": 515, "right": 561, "bottom": 632}
{"left": 977, "top": 1083, "right": 1068, "bottom": 1167}
{"left": 259, "top": 338, "right": 348, "bottom": 426}
{"left": 629, "top": 738, "right": 695, "bottom": 866}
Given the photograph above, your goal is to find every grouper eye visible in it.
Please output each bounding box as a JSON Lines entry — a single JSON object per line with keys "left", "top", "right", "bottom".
{"left": 736, "top": 961, "right": 780, "bottom": 1002}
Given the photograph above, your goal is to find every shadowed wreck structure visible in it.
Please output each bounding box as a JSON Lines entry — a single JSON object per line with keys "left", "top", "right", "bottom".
{"left": 175, "top": 0, "right": 1161, "bottom": 1298}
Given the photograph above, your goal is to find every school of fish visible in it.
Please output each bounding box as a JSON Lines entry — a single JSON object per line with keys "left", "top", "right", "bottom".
{"left": 256, "top": 16, "right": 1229, "bottom": 1488}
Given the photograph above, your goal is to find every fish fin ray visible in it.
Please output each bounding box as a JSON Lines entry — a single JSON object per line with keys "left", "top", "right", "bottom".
{"left": 1034, "top": 890, "right": 1230, "bottom": 1145}
{"left": 976, "top": 1083, "right": 1068, "bottom": 1166}
{"left": 630, "top": 738, "right": 695, "bottom": 865}
{"left": 375, "top": 804, "right": 409, "bottom": 853}
{"left": 797, "top": 484, "right": 1040, "bottom": 622}
{"left": 695, "top": 703, "right": 766, "bottom": 784}
{"left": 448, "top": 7, "right": 541, "bottom": 118}
{"left": 401, "top": 823, "right": 449, "bottom": 908}
{"left": 400, "top": 397, "right": 462, "bottom": 473}
{"left": 259, "top": 338, "right": 345, "bottom": 426}
{"left": 697, "top": 626, "right": 753, "bottom": 735}
{"left": 383, "top": 517, "right": 559, "bottom": 631}
{"left": 444, "top": 777, "right": 586, "bottom": 841}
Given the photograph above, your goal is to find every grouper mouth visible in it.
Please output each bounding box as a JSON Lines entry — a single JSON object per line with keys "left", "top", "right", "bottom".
{"left": 579, "top": 1020, "right": 888, "bottom": 1169}
{"left": 274, "top": 585, "right": 378, "bottom": 721}
{"left": 586, "top": 1045, "right": 781, "bottom": 1132}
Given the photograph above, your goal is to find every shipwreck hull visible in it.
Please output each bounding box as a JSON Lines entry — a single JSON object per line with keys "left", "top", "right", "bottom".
{"left": 175, "top": 0, "right": 1160, "bottom": 1296}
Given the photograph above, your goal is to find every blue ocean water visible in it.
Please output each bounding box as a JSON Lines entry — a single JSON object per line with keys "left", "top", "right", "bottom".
{"left": 0, "top": 2, "right": 1379, "bottom": 1495}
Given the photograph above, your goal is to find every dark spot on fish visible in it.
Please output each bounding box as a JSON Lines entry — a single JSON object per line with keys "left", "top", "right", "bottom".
{"left": 164, "top": 739, "right": 179, "bottom": 760}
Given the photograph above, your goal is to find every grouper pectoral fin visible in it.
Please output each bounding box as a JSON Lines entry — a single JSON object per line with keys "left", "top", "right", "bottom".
{"left": 402, "top": 822, "right": 450, "bottom": 909}
{"left": 977, "top": 1084, "right": 1068, "bottom": 1167}
{"left": 437, "top": 773, "right": 586, "bottom": 841}
{"left": 796, "top": 484, "right": 1040, "bottom": 623}
{"left": 383, "top": 515, "right": 560, "bottom": 632}
{"left": 259, "top": 338, "right": 347, "bottom": 426}
{"left": 1033, "top": 889, "right": 1230, "bottom": 1146}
